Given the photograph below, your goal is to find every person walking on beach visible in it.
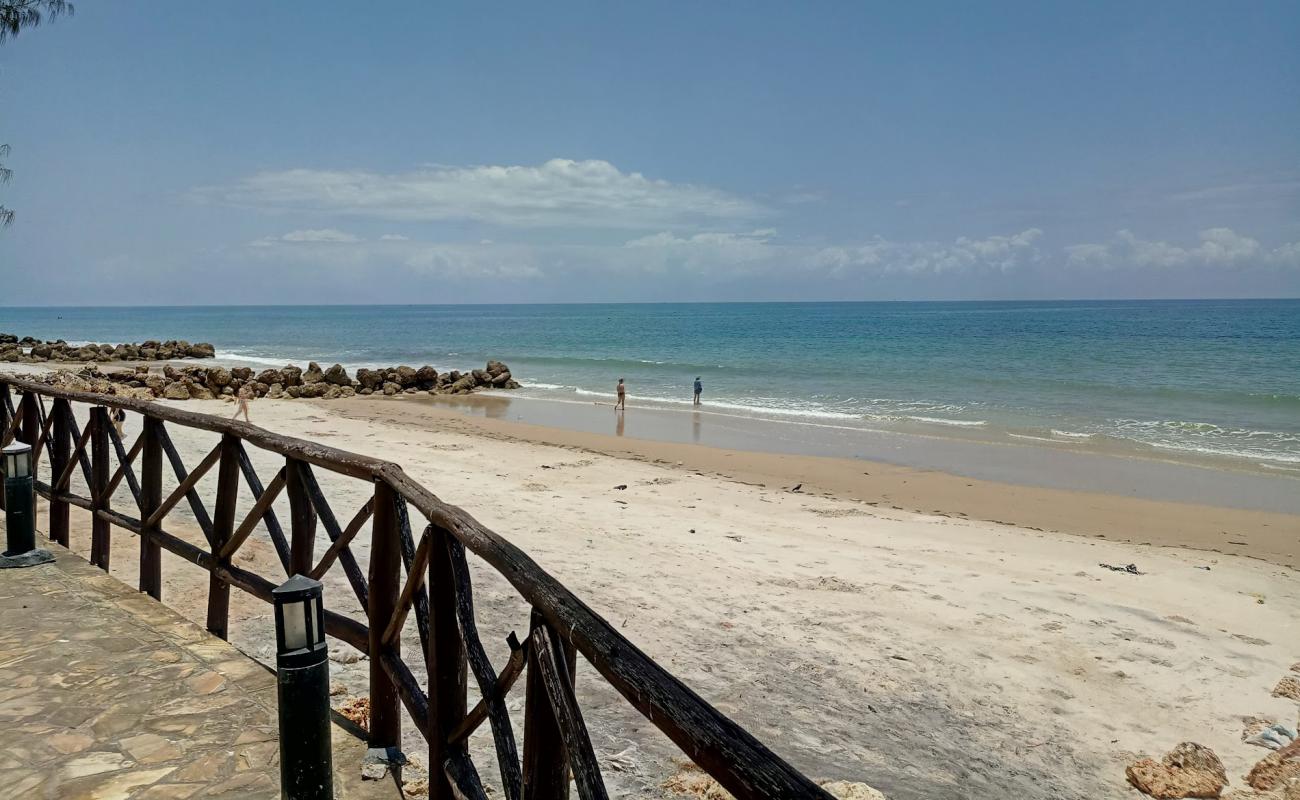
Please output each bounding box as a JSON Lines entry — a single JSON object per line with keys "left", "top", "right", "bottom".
{"left": 111, "top": 407, "right": 126, "bottom": 438}
{"left": 232, "top": 383, "right": 252, "bottom": 423}
{"left": 615, "top": 378, "right": 626, "bottom": 411}
{"left": 693, "top": 376, "right": 703, "bottom": 406}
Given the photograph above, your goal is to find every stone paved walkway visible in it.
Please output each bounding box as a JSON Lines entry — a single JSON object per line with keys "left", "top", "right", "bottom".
{"left": 0, "top": 542, "right": 400, "bottom": 799}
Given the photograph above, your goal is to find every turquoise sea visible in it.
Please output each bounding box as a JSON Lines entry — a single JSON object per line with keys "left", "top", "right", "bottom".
{"left": 2, "top": 300, "right": 1298, "bottom": 471}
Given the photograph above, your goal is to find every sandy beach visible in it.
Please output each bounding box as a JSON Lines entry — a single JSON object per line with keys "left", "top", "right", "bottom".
{"left": 32, "top": 387, "right": 1300, "bottom": 800}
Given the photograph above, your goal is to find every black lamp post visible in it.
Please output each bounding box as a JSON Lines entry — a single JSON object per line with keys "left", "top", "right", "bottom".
{"left": 273, "top": 574, "right": 333, "bottom": 800}
{"left": 1, "top": 442, "right": 53, "bottom": 568}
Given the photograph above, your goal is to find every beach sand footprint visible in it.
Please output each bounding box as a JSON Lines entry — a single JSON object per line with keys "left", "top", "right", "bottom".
{"left": 767, "top": 575, "right": 865, "bottom": 593}
{"left": 809, "top": 507, "right": 873, "bottom": 518}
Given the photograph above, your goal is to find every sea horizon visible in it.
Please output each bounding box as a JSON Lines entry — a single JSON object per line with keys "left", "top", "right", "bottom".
{"left": 3, "top": 296, "right": 1298, "bottom": 308}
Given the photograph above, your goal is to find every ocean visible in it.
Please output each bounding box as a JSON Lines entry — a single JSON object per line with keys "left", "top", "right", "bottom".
{"left": 2, "top": 300, "right": 1298, "bottom": 472}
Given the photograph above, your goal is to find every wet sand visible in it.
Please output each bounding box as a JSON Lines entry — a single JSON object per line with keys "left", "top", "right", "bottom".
{"left": 332, "top": 393, "right": 1300, "bottom": 569}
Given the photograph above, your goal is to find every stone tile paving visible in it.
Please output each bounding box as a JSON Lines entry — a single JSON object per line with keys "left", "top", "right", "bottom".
{"left": 0, "top": 543, "right": 401, "bottom": 799}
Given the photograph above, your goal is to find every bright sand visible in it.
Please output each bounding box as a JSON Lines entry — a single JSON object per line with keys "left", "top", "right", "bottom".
{"left": 43, "top": 394, "right": 1300, "bottom": 799}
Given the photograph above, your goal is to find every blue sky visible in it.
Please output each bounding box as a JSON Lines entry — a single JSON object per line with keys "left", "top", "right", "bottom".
{"left": 1, "top": 1, "right": 1297, "bottom": 303}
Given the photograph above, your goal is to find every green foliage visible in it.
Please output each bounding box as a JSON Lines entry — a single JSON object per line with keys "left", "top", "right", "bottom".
{"left": 0, "top": 0, "right": 73, "bottom": 43}
{"left": 1, "top": 2, "right": 74, "bottom": 226}
{"left": 0, "top": 143, "right": 11, "bottom": 227}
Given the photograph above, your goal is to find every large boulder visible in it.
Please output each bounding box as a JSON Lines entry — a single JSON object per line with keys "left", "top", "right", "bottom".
{"left": 231, "top": 366, "right": 252, "bottom": 381}
{"left": 267, "top": 383, "right": 284, "bottom": 399}
{"left": 356, "top": 369, "right": 383, "bottom": 390}
{"left": 1246, "top": 746, "right": 1300, "bottom": 792}
{"left": 188, "top": 383, "right": 215, "bottom": 400}
{"left": 30, "top": 343, "right": 52, "bottom": 358}
{"left": 145, "top": 374, "right": 168, "bottom": 396}
{"left": 471, "top": 369, "right": 491, "bottom": 386}
{"left": 450, "top": 376, "right": 476, "bottom": 394}
{"left": 282, "top": 365, "right": 303, "bottom": 387}
{"left": 163, "top": 381, "right": 191, "bottom": 400}
{"left": 415, "top": 365, "right": 438, "bottom": 388}
{"left": 324, "top": 363, "right": 350, "bottom": 386}
{"left": 188, "top": 342, "right": 215, "bottom": 358}
{"left": 302, "top": 361, "right": 325, "bottom": 384}
{"left": 1126, "top": 742, "right": 1227, "bottom": 799}
{"left": 297, "top": 382, "right": 328, "bottom": 399}
{"left": 485, "top": 360, "right": 509, "bottom": 377}
{"left": 382, "top": 382, "right": 400, "bottom": 396}
{"left": 206, "top": 367, "right": 232, "bottom": 388}
{"left": 490, "top": 371, "right": 512, "bottom": 386}
{"left": 256, "top": 368, "right": 285, "bottom": 386}
{"left": 393, "top": 366, "right": 418, "bottom": 387}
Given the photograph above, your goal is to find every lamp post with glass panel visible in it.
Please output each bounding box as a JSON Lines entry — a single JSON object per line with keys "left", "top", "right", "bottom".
{"left": 272, "top": 573, "right": 333, "bottom": 800}
{"left": 2, "top": 442, "right": 52, "bottom": 567}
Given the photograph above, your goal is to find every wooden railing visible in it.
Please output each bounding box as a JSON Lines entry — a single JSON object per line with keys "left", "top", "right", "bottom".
{"left": 0, "top": 376, "right": 832, "bottom": 800}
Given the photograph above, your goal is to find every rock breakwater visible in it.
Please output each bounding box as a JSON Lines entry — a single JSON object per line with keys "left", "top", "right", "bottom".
{"left": 7, "top": 359, "right": 519, "bottom": 401}
{"left": 0, "top": 334, "right": 215, "bottom": 363}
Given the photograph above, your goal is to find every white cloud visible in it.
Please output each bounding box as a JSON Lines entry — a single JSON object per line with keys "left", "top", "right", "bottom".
{"left": 249, "top": 228, "right": 360, "bottom": 246}
{"left": 205, "top": 158, "right": 767, "bottom": 229}
{"left": 1065, "top": 228, "right": 1299, "bottom": 270}
{"left": 1166, "top": 178, "right": 1300, "bottom": 204}
{"left": 622, "top": 229, "right": 779, "bottom": 273}
{"left": 808, "top": 229, "right": 1043, "bottom": 276}
{"left": 240, "top": 225, "right": 1061, "bottom": 283}
{"left": 378, "top": 233, "right": 409, "bottom": 241}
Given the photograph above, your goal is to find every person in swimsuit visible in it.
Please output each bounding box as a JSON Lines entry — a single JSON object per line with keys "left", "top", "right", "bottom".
{"left": 615, "top": 378, "right": 626, "bottom": 410}
{"left": 232, "top": 383, "right": 252, "bottom": 422}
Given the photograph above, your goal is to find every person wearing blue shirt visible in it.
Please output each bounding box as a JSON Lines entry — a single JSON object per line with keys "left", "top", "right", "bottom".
{"left": 693, "top": 376, "right": 703, "bottom": 406}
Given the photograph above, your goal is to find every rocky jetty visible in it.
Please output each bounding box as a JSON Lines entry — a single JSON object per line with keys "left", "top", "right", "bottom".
{"left": 9, "top": 359, "right": 519, "bottom": 401}
{"left": 0, "top": 334, "right": 215, "bottom": 363}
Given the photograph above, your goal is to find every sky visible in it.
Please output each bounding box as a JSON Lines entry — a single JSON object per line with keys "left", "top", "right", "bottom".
{"left": 1, "top": 1, "right": 1298, "bottom": 304}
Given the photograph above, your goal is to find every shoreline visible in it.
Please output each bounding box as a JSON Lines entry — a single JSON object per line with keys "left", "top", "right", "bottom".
{"left": 326, "top": 393, "right": 1300, "bottom": 569}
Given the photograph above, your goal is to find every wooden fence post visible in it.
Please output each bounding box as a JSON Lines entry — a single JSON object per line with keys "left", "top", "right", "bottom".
{"left": 0, "top": 384, "right": 9, "bottom": 511}
{"left": 20, "top": 391, "right": 39, "bottom": 463}
{"left": 522, "top": 608, "right": 578, "bottom": 800}
{"left": 49, "top": 398, "right": 71, "bottom": 546}
{"left": 429, "top": 526, "right": 468, "bottom": 799}
{"left": 207, "top": 434, "right": 241, "bottom": 639}
{"left": 90, "top": 406, "right": 111, "bottom": 570}
{"left": 286, "top": 458, "right": 317, "bottom": 575}
{"left": 139, "top": 417, "right": 164, "bottom": 600}
{"left": 368, "top": 481, "right": 402, "bottom": 750}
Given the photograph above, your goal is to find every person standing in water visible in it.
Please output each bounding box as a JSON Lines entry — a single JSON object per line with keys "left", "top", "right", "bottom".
{"left": 615, "top": 378, "right": 626, "bottom": 410}
{"left": 693, "top": 376, "right": 703, "bottom": 405}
